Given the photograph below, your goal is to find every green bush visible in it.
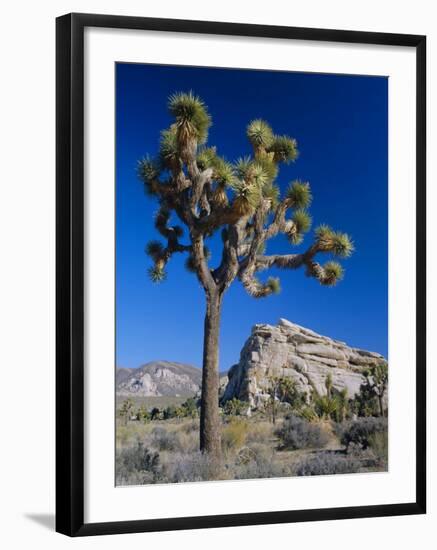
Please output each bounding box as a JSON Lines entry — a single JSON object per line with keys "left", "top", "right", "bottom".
{"left": 275, "top": 415, "right": 329, "bottom": 450}
{"left": 223, "top": 398, "right": 247, "bottom": 416}
{"left": 180, "top": 397, "right": 199, "bottom": 418}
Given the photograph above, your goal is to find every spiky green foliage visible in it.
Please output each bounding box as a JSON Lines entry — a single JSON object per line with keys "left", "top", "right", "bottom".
{"left": 247, "top": 119, "right": 274, "bottom": 149}
{"left": 315, "top": 225, "right": 354, "bottom": 258}
{"left": 315, "top": 224, "right": 334, "bottom": 242}
{"left": 314, "top": 395, "right": 338, "bottom": 419}
{"left": 292, "top": 209, "right": 312, "bottom": 234}
{"left": 234, "top": 157, "right": 253, "bottom": 181}
{"left": 147, "top": 265, "right": 166, "bottom": 283}
{"left": 137, "top": 156, "right": 160, "bottom": 190}
{"left": 145, "top": 240, "right": 164, "bottom": 261}
{"left": 267, "top": 135, "right": 298, "bottom": 163}
{"left": 286, "top": 180, "right": 312, "bottom": 208}
{"left": 320, "top": 261, "right": 344, "bottom": 286}
{"left": 212, "top": 157, "right": 235, "bottom": 185}
{"left": 159, "top": 128, "right": 179, "bottom": 166}
{"left": 168, "top": 91, "right": 211, "bottom": 144}
{"left": 266, "top": 276, "right": 281, "bottom": 294}
{"left": 254, "top": 156, "right": 278, "bottom": 183}
{"left": 229, "top": 179, "right": 262, "bottom": 212}
{"left": 331, "top": 232, "right": 354, "bottom": 258}
{"left": 250, "top": 163, "right": 270, "bottom": 188}
{"left": 288, "top": 232, "right": 304, "bottom": 246}
{"left": 196, "top": 146, "right": 217, "bottom": 170}
{"left": 262, "top": 183, "right": 280, "bottom": 207}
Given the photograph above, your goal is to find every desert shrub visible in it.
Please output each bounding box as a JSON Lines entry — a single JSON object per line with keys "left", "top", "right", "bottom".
{"left": 350, "top": 392, "right": 380, "bottom": 418}
{"left": 180, "top": 397, "right": 199, "bottom": 418}
{"left": 176, "top": 429, "right": 198, "bottom": 454}
{"left": 298, "top": 405, "right": 318, "bottom": 422}
{"left": 150, "top": 407, "right": 162, "bottom": 420}
{"left": 169, "top": 451, "right": 223, "bottom": 483}
{"left": 137, "top": 405, "right": 151, "bottom": 422}
{"left": 222, "top": 419, "right": 248, "bottom": 453}
{"left": 246, "top": 421, "right": 274, "bottom": 444}
{"left": 275, "top": 415, "right": 329, "bottom": 450}
{"left": 295, "top": 452, "right": 361, "bottom": 476}
{"left": 223, "top": 398, "right": 247, "bottom": 416}
{"left": 118, "top": 398, "right": 135, "bottom": 424}
{"left": 337, "top": 417, "right": 387, "bottom": 451}
{"left": 275, "top": 376, "right": 307, "bottom": 409}
{"left": 115, "top": 441, "right": 161, "bottom": 485}
{"left": 368, "top": 430, "right": 388, "bottom": 466}
{"left": 180, "top": 419, "right": 199, "bottom": 434}
{"left": 151, "top": 426, "right": 181, "bottom": 452}
{"left": 313, "top": 395, "right": 339, "bottom": 420}
{"left": 163, "top": 405, "right": 178, "bottom": 419}
{"left": 234, "top": 444, "right": 292, "bottom": 480}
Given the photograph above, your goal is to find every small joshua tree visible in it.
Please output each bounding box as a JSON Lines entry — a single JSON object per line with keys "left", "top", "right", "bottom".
{"left": 364, "top": 363, "right": 388, "bottom": 417}
{"left": 138, "top": 92, "right": 354, "bottom": 463}
{"left": 119, "top": 398, "right": 135, "bottom": 425}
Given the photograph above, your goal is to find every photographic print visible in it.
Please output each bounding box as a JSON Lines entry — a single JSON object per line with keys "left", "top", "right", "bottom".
{"left": 115, "top": 63, "right": 388, "bottom": 486}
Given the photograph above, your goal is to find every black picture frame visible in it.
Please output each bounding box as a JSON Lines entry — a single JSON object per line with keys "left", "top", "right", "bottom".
{"left": 56, "top": 12, "right": 426, "bottom": 537}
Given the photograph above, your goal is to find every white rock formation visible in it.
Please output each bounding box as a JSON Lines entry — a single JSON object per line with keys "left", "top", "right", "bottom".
{"left": 222, "top": 319, "right": 386, "bottom": 408}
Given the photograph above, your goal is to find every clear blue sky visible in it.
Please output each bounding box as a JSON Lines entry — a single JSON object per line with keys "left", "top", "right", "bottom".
{"left": 116, "top": 63, "right": 388, "bottom": 370}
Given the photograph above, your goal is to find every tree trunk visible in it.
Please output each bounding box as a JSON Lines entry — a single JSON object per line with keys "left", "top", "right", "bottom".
{"left": 200, "top": 291, "right": 223, "bottom": 462}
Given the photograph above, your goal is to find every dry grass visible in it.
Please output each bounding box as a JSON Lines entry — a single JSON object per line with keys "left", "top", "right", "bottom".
{"left": 115, "top": 415, "right": 387, "bottom": 485}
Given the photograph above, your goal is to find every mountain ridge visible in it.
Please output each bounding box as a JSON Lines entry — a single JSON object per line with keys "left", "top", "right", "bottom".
{"left": 116, "top": 360, "right": 201, "bottom": 397}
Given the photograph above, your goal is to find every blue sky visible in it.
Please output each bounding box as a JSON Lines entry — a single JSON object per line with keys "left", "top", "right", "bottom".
{"left": 116, "top": 63, "right": 388, "bottom": 370}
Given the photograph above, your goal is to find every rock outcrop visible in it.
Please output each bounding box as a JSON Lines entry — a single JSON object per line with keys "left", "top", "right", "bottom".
{"left": 117, "top": 361, "right": 201, "bottom": 397}
{"left": 222, "top": 319, "right": 386, "bottom": 408}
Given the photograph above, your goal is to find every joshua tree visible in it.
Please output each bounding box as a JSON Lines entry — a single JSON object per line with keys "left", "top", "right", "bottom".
{"left": 364, "top": 363, "right": 388, "bottom": 417}
{"left": 138, "top": 92, "right": 354, "bottom": 462}
{"left": 119, "top": 398, "right": 135, "bottom": 425}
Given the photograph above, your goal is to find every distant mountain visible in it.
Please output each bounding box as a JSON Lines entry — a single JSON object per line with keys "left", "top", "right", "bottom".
{"left": 116, "top": 361, "right": 201, "bottom": 397}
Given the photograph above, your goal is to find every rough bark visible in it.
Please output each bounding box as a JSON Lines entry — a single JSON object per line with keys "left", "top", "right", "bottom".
{"left": 200, "top": 291, "right": 223, "bottom": 462}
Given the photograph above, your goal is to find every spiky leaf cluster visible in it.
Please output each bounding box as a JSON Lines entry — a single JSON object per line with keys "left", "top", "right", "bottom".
{"left": 315, "top": 225, "right": 354, "bottom": 257}
{"left": 320, "top": 261, "right": 344, "bottom": 286}
{"left": 159, "top": 128, "right": 179, "bottom": 166}
{"left": 262, "top": 183, "right": 280, "bottom": 208}
{"left": 196, "top": 147, "right": 217, "bottom": 170}
{"left": 266, "top": 276, "right": 281, "bottom": 294}
{"left": 267, "top": 135, "right": 298, "bottom": 164}
{"left": 138, "top": 91, "right": 354, "bottom": 301}
{"left": 212, "top": 157, "right": 235, "bottom": 185}
{"left": 293, "top": 209, "right": 312, "bottom": 233}
{"left": 247, "top": 119, "right": 274, "bottom": 150}
{"left": 147, "top": 265, "right": 166, "bottom": 283}
{"left": 229, "top": 179, "right": 262, "bottom": 214}
{"left": 168, "top": 91, "right": 211, "bottom": 145}
{"left": 145, "top": 240, "right": 164, "bottom": 261}
{"left": 286, "top": 180, "right": 312, "bottom": 208}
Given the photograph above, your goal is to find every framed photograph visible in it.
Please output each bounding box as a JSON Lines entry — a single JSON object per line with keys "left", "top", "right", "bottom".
{"left": 56, "top": 13, "right": 426, "bottom": 536}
